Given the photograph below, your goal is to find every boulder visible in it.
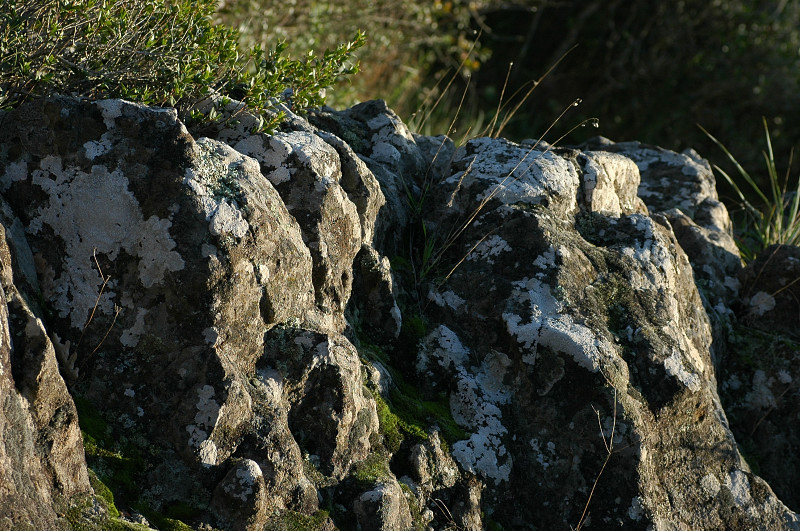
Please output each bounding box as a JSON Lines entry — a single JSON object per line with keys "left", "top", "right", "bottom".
{"left": 0, "top": 96, "right": 379, "bottom": 528}
{"left": 413, "top": 134, "right": 798, "bottom": 529}
{"left": 352, "top": 480, "right": 413, "bottom": 531}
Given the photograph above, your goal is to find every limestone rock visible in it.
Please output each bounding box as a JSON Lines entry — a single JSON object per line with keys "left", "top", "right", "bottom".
{"left": 263, "top": 327, "right": 379, "bottom": 480}
{"left": 0, "top": 96, "right": 376, "bottom": 528}
{"left": 1, "top": 95, "right": 797, "bottom": 530}
{"left": 581, "top": 137, "right": 742, "bottom": 309}
{"left": 0, "top": 214, "right": 92, "bottom": 528}
{"left": 414, "top": 134, "right": 798, "bottom": 529}
{"left": 211, "top": 459, "right": 269, "bottom": 531}
{"left": 350, "top": 245, "right": 402, "bottom": 342}
{"left": 352, "top": 480, "right": 413, "bottom": 531}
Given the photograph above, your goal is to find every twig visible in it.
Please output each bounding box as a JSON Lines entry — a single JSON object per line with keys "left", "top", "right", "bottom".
{"left": 575, "top": 388, "right": 617, "bottom": 531}
{"left": 76, "top": 249, "right": 111, "bottom": 351}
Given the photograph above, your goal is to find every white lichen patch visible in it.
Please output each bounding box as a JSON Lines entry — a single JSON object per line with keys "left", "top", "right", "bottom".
{"left": 419, "top": 326, "right": 513, "bottom": 484}
{"left": 186, "top": 385, "right": 220, "bottom": 449}
{"left": 450, "top": 138, "right": 579, "bottom": 213}
{"left": 502, "top": 277, "right": 616, "bottom": 372}
{"left": 96, "top": 99, "right": 124, "bottom": 128}
{"left": 224, "top": 459, "right": 262, "bottom": 502}
{"left": 27, "top": 159, "right": 185, "bottom": 328}
{"left": 185, "top": 138, "right": 251, "bottom": 239}
{"left": 418, "top": 325, "right": 470, "bottom": 373}
{"left": 283, "top": 130, "right": 341, "bottom": 180}
{"left": 366, "top": 108, "right": 418, "bottom": 166}
{"left": 428, "top": 290, "right": 466, "bottom": 310}
{"left": 466, "top": 235, "right": 512, "bottom": 264}
{"left": 630, "top": 147, "right": 711, "bottom": 179}
{"left": 532, "top": 247, "right": 556, "bottom": 271}
{"left": 662, "top": 348, "right": 701, "bottom": 392}
{"left": 747, "top": 291, "right": 776, "bottom": 316}
{"left": 256, "top": 135, "right": 293, "bottom": 185}
{"left": 452, "top": 423, "right": 512, "bottom": 485}
{"left": 529, "top": 438, "right": 558, "bottom": 470}
{"left": 726, "top": 470, "right": 753, "bottom": 508}
{"left": 120, "top": 308, "right": 147, "bottom": 348}
{"left": 233, "top": 133, "right": 294, "bottom": 184}
{"left": 1, "top": 159, "right": 28, "bottom": 189}
{"left": 83, "top": 133, "right": 113, "bottom": 160}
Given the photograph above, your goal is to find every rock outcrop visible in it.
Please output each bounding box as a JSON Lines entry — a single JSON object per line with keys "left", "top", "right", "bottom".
{"left": 0, "top": 95, "right": 797, "bottom": 530}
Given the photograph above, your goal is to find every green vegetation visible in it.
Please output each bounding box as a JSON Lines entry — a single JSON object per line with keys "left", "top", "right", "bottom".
{"left": 266, "top": 510, "right": 331, "bottom": 531}
{"left": 351, "top": 451, "right": 393, "bottom": 486}
{"left": 88, "top": 469, "right": 120, "bottom": 519}
{"left": 73, "top": 395, "right": 197, "bottom": 531}
{"left": 74, "top": 395, "right": 144, "bottom": 504}
{"left": 358, "top": 339, "right": 467, "bottom": 452}
{"left": 0, "top": 0, "right": 364, "bottom": 133}
{"left": 215, "top": 0, "right": 487, "bottom": 124}
{"left": 215, "top": 1, "right": 800, "bottom": 173}
{"left": 701, "top": 119, "right": 800, "bottom": 262}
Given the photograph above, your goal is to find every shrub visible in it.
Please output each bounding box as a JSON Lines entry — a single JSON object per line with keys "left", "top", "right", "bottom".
{"left": 0, "top": 0, "right": 364, "bottom": 132}
{"left": 214, "top": 0, "right": 491, "bottom": 118}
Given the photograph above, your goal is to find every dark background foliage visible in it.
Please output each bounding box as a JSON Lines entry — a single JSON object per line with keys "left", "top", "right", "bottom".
{"left": 217, "top": 0, "right": 800, "bottom": 204}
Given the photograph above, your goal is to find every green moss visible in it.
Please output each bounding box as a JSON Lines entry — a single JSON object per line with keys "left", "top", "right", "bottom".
{"left": 398, "top": 482, "right": 424, "bottom": 529}
{"left": 357, "top": 336, "right": 466, "bottom": 452}
{"left": 401, "top": 313, "right": 428, "bottom": 343}
{"left": 352, "top": 451, "right": 392, "bottom": 486}
{"left": 88, "top": 470, "right": 119, "bottom": 518}
{"left": 74, "top": 395, "right": 196, "bottom": 531}
{"left": 74, "top": 395, "right": 113, "bottom": 447}
{"left": 64, "top": 493, "right": 153, "bottom": 531}
{"left": 371, "top": 389, "right": 407, "bottom": 453}
{"left": 139, "top": 509, "right": 196, "bottom": 531}
{"left": 266, "top": 510, "right": 331, "bottom": 531}
{"left": 388, "top": 373, "right": 467, "bottom": 448}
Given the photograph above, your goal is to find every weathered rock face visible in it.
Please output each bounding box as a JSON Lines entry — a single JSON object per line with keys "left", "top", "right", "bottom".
{"left": 0, "top": 201, "right": 92, "bottom": 528}
{"left": 0, "top": 97, "right": 382, "bottom": 529}
{"left": 408, "top": 134, "right": 797, "bottom": 529}
{"left": 0, "top": 95, "right": 797, "bottom": 530}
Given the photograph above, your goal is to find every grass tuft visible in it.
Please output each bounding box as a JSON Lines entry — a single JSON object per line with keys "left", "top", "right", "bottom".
{"left": 700, "top": 118, "right": 800, "bottom": 262}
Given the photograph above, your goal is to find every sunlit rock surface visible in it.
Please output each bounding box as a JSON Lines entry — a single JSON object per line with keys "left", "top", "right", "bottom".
{"left": 0, "top": 96, "right": 796, "bottom": 530}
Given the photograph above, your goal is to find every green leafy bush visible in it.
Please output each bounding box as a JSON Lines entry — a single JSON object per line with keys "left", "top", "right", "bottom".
{"left": 215, "top": 0, "right": 490, "bottom": 118}
{"left": 0, "top": 0, "right": 364, "bottom": 132}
